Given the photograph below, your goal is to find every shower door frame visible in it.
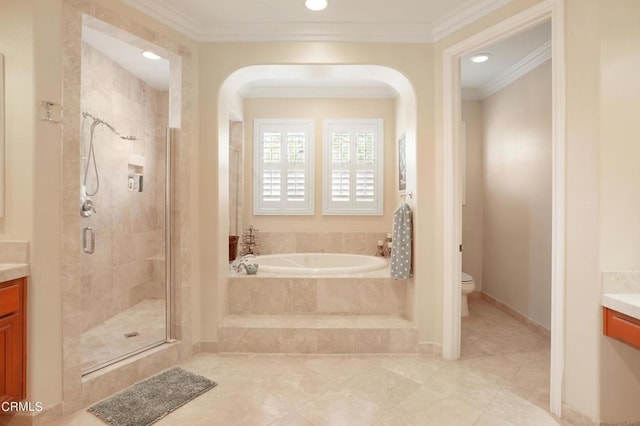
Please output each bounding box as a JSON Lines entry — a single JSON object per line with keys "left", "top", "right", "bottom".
{"left": 80, "top": 127, "right": 175, "bottom": 376}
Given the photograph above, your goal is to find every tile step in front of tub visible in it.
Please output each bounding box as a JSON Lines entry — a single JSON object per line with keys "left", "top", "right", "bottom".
{"left": 218, "top": 314, "right": 418, "bottom": 354}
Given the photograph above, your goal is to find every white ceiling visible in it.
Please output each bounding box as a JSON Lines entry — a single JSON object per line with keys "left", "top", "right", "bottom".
{"left": 122, "top": 0, "right": 513, "bottom": 42}
{"left": 81, "top": 1, "right": 550, "bottom": 100}
{"left": 82, "top": 26, "right": 170, "bottom": 91}
{"left": 461, "top": 21, "right": 551, "bottom": 98}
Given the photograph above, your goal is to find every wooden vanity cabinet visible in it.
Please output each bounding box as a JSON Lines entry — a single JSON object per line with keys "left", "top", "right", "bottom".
{"left": 0, "top": 277, "right": 26, "bottom": 403}
{"left": 603, "top": 307, "right": 640, "bottom": 350}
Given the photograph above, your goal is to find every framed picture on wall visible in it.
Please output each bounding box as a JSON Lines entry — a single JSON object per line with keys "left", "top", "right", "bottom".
{"left": 397, "top": 133, "right": 407, "bottom": 194}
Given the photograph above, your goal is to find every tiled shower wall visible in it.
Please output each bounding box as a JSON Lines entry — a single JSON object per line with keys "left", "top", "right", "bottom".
{"left": 79, "top": 42, "right": 168, "bottom": 332}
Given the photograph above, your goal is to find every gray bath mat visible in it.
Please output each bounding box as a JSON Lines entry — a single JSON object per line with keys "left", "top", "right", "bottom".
{"left": 88, "top": 367, "right": 217, "bottom": 426}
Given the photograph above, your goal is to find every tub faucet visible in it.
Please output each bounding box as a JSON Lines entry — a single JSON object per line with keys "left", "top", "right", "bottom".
{"left": 231, "top": 254, "right": 256, "bottom": 272}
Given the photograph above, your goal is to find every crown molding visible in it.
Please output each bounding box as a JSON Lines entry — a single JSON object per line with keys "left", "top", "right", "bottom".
{"left": 123, "top": 0, "right": 514, "bottom": 43}
{"left": 432, "top": 0, "right": 514, "bottom": 41}
{"left": 121, "top": 0, "right": 203, "bottom": 40}
{"left": 479, "top": 40, "right": 551, "bottom": 99}
{"left": 197, "top": 22, "right": 434, "bottom": 43}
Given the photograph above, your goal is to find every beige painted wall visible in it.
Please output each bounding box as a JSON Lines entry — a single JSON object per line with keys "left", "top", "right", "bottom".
{"left": 563, "top": 0, "right": 602, "bottom": 419}
{"left": 481, "top": 60, "right": 552, "bottom": 330}
{"left": 242, "top": 97, "right": 397, "bottom": 233}
{"left": 0, "top": 0, "right": 35, "bottom": 240}
{"left": 201, "top": 43, "right": 435, "bottom": 346}
{"left": 563, "top": 0, "right": 640, "bottom": 421}
{"left": 597, "top": 0, "right": 640, "bottom": 421}
{"left": 461, "top": 101, "right": 484, "bottom": 291}
{"left": 0, "top": 0, "right": 65, "bottom": 408}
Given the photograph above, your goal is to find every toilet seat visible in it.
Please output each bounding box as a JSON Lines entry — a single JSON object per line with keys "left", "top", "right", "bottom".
{"left": 461, "top": 272, "right": 475, "bottom": 317}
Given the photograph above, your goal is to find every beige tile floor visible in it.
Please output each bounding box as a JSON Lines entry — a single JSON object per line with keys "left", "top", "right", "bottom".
{"left": 81, "top": 299, "right": 166, "bottom": 372}
{"left": 59, "top": 299, "right": 561, "bottom": 426}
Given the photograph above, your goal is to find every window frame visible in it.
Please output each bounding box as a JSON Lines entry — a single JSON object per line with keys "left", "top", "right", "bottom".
{"left": 322, "top": 119, "right": 384, "bottom": 216}
{"left": 253, "top": 119, "right": 315, "bottom": 215}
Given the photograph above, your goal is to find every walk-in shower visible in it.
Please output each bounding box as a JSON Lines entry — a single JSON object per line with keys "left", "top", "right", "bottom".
{"left": 79, "top": 23, "right": 173, "bottom": 375}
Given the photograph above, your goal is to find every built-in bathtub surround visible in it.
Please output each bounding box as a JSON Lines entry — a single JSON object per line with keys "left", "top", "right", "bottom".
{"left": 258, "top": 232, "right": 388, "bottom": 255}
{"left": 228, "top": 275, "right": 406, "bottom": 316}
{"left": 221, "top": 271, "right": 416, "bottom": 354}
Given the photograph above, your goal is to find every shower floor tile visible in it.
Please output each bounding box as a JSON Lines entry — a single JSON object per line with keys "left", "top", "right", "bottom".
{"left": 81, "top": 298, "right": 166, "bottom": 372}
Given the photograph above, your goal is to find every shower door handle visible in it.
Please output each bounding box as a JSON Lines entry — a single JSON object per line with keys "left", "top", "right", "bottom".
{"left": 83, "top": 227, "right": 95, "bottom": 254}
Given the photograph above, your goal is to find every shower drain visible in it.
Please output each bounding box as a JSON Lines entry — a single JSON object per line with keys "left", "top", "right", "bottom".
{"left": 124, "top": 332, "right": 140, "bottom": 338}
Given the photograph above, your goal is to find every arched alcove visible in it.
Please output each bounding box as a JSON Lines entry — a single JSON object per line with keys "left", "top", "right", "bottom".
{"left": 215, "top": 64, "right": 419, "bottom": 337}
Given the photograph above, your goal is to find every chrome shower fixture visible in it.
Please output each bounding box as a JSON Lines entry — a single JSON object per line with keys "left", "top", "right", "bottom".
{"left": 82, "top": 111, "right": 138, "bottom": 141}
{"left": 81, "top": 111, "right": 138, "bottom": 200}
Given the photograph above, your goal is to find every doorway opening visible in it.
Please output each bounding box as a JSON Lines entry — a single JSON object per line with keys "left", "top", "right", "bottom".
{"left": 442, "top": 1, "right": 566, "bottom": 416}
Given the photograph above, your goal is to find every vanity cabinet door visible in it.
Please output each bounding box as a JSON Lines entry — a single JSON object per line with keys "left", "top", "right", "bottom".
{"left": 603, "top": 307, "right": 640, "bottom": 350}
{"left": 0, "top": 277, "right": 26, "bottom": 403}
{"left": 0, "top": 312, "right": 23, "bottom": 403}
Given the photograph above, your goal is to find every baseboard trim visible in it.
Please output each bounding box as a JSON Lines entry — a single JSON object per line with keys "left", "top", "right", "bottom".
{"left": 468, "top": 290, "right": 483, "bottom": 299}
{"left": 480, "top": 292, "right": 551, "bottom": 338}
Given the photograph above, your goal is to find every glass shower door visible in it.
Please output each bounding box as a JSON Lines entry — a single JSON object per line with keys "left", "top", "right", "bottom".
{"left": 79, "top": 31, "right": 171, "bottom": 374}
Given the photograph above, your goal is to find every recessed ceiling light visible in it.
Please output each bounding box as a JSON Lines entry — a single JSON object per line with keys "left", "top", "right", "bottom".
{"left": 305, "top": 0, "right": 328, "bottom": 11}
{"left": 142, "top": 50, "right": 161, "bottom": 60}
{"left": 470, "top": 53, "right": 491, "bottom": 63}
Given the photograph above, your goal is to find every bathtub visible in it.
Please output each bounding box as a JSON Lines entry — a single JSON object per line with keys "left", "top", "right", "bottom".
{"left": 251, "top": 253, "right": 387, "bottom": 275}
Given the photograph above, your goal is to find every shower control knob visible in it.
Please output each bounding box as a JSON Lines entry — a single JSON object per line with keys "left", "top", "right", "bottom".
{"left": 81, "top": 199, "right": 97, "bottom": 217}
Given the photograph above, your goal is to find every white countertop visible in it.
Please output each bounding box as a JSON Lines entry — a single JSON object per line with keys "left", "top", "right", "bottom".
{"left": 601, "top": 293, "right": 640, "bottom": 320}
{"left": 0, "top": 263, "right": 29, "bottom": 283}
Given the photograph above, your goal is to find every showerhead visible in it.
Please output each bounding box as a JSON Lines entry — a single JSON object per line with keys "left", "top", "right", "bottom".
{"left": 82, "top": 111, "right": 138, "bottom": 141}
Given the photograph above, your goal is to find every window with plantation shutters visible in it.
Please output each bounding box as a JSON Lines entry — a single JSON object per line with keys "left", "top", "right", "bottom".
{"left": 323, "top": 119, "right": 383, "bottom": 215}
{"left": 254, "top": 120, "right": 314, "bottom": 215}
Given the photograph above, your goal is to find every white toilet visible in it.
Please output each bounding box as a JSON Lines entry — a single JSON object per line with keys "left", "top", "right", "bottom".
{"left": 461, "top": 272, "right": 476, "bottom": 317}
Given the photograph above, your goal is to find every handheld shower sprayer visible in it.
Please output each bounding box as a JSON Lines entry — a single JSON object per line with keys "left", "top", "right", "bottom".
{"left": 81, "top": 111, "right": 138, "bottom": 216}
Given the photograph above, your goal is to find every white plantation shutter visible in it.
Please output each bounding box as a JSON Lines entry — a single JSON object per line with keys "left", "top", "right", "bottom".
{"left": 254, "top": 120, "right": 314, "bottom": 215}
{"left": 331, "top": 170, "right": 350, "bottom": 202}
{"left": 323, "top": 119, "right": 383, "bottom": 215}
{"left": 287, "top": 170, "right": 305, "bottom": 201}
{"left": 356, "top": 170, "right": 375, "bottom": 201}
{"left": 262, "top": 170, "right": 281, "bottom": 201}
